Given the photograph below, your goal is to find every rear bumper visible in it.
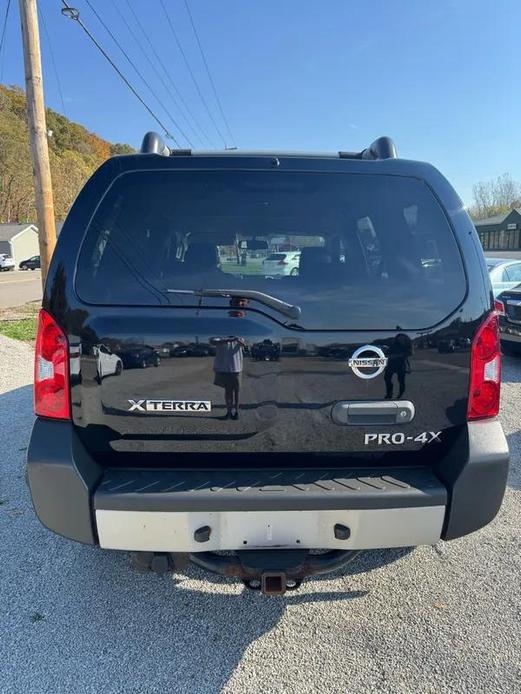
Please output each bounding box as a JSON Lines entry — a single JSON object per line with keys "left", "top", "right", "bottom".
{"left": 27, "top": 418, "right": 509, "bottom": 550}
{"left": 94, "top": 467, "right": 446, "bottom": 551}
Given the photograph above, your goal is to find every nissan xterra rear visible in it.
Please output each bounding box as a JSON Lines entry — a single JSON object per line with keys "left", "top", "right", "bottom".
{"left": 27, "top": 134, "right": 509, "bottom": 595}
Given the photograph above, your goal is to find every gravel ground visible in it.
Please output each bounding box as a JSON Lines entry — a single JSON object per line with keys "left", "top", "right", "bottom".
{"left": 0, "top": 333, "right": 520, "bottom": 694}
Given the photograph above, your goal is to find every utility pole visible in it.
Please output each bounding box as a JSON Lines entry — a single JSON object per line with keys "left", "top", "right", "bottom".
{"left": 19, "top": 0, "right": 56, "bottom": 287}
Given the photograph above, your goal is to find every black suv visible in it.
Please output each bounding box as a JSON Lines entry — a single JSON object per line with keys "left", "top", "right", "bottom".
{"left": 19, "top": 255, "right": 41, "bottom": 270}
{"left": 27, "top": 134, "right": 509, "bottom": 595}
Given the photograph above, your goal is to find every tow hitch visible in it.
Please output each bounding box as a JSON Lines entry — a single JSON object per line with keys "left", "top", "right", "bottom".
{"left": 129, "top": 549, "right": 362, "bottom": 595}
{"left": 189, "top": 549, "right": 362, "bottom": 595}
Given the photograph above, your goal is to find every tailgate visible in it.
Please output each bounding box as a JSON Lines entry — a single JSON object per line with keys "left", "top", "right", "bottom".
{"left": 70, "top": 166, "right": 469, "bottom": 462}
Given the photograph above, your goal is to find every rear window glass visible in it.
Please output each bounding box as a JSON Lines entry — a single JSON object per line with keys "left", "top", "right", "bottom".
{"left": 76, "top": 170, "right": 466, "bottom": 330}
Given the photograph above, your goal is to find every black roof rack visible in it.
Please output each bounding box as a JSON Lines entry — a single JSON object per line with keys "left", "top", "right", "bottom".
{"left": 339, "top": 136, "right": 397, "bottom": 160}
{"left": 140, "top": 131, "right": 397, "bottom": 160}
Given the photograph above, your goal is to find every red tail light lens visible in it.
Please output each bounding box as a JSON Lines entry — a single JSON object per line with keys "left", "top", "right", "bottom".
{"left": 467, "top": 312, "right": 501, "bottom": 420}
{"left": 34, "top": 309, "right": 71, "bottom": 420}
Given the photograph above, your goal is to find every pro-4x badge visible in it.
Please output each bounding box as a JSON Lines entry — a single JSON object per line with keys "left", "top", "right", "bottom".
{"left": 128, "top": 399, "right": 211, "bottom": 412}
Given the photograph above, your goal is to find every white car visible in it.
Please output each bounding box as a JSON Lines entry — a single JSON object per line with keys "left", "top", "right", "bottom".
{"left": 94, "top": 344, "right": 123, "bottom": 382}
{"left": 0, "top": 253, "right": 15, "bottom": 271}
{"left": 262, "top": 251, "right": 300, "bottom": 277}
{"left": 485, "top": 257, "right": 521, "bottom": 297}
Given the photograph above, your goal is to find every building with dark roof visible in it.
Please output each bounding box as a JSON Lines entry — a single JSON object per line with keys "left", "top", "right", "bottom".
{"left": 474, "top": 209, "right": 521, "bottom": 251}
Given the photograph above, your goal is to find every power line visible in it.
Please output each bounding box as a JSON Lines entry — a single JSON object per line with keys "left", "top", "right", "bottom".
{"left": 0, "top": 0, "right": 12, "bottom": 83}
{"left": 39, "top": 4, "right": 67, "bottom": 117}
{"left": 159, "top": 0, "right": 228, "bottom": 149}
{"left": 60, "top": 1, "right": 180, "bottom": 146}
{"left": 123, "top": 0, "right": 218, "bottom": 149}
{"left": 183, "top": 0, "right": 236, "bottom": 148}
{"left": 84, "top": 0, "right": 193, "bottom": 147}
{"left": 110, "top": 0, "right": 209, "bottom": 148}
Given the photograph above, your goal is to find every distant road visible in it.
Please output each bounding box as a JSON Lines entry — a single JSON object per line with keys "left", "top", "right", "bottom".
{"left": 0, "top": 270, "right": 42, "bottom": 308}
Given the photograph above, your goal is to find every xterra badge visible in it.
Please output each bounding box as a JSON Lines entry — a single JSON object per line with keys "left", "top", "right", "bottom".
{"left": 348, "top": 346, "right": 387, "bottom": 379}
{"left": 128, "top": 399, "right": 211, "bottom": 413}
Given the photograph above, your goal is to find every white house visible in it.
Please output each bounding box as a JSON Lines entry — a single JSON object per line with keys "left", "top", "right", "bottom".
{"left": 0, "top": 224, "right": 39, "bottom": 266}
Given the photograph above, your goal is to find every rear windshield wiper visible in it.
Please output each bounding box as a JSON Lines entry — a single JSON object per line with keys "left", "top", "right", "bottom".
{"left": 165, "top": 288, "right": 301, "bottom": 320}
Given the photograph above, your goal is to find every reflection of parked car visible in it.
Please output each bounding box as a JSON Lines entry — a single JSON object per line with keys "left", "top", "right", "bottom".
{"left": 496, "top": 287, "right": 521, "bottom": 355}
{"left": 262, "top": 251, "right": 300, "bottom": 277}
{"left": 94, "top": 344, "right": 123, "bottom": 381}
{"left": 251, "top": 339, "right": 280, "bottom": 361}
{"left": 69, "top": 336, "right": 82, "bottom": 384}
{"left": 0, "top": 253, "right": 15, "bottom": 271}
{"left": 486, "top": 257, "right": 521, "bottom": 297}
{"left": 188, "top": 343, "right": 213, "bottom": 357}
{"left": 437, "top": 337, "right": 471, "bottom": 354}
{"left": 120, "top": 345, "right": 160, "bottom": 369}
{"left": 155, "top": 345, "right": 172, "bottom": 358}
{"left": 318, "top": 344, "right": 352, "bottom": 359}
{"left": 19, "top": 255, "right": 41, "bottom": 270}
{"left": 171, "top": 343, "right": 214, "bottom": 357}
{"left": 171, "top": 344, "right": 190, "bottom": 357}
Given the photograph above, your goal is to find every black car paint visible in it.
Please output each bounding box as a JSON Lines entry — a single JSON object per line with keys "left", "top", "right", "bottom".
{"left": 119, "top": 346, "right": 160, "bottom": 369}
{"left": 42, "top": 153, "right": 492, "bottom": 466}
{"left": 19, "top": 255, "right": 41, "bottom": 270}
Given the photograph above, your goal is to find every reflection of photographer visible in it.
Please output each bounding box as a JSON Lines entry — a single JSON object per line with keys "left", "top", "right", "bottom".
{"left": 211, "top": 337, "right": 246, "bottom": 420}
{"left": 384, "top": 333, "right": 413, "bottom": 399}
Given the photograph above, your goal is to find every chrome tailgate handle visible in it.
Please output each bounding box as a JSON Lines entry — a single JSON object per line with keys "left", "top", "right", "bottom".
{"left": 331, "top": 401, "right": 415, "bottom": 426}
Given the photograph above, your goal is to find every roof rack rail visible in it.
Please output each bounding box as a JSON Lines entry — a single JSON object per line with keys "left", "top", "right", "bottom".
{"left": 140, "top": 132, "right": 192, "bottom": 157}
{"left": 339, "top": 136, "right": 397, "bottom": 160}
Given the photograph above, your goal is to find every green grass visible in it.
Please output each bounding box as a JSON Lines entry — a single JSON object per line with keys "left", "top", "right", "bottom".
{"left": 220, "top": 259, "right": 265, "bottom": 275}
{"left": 0, "top": 317, "right": 37, "bottom": 341}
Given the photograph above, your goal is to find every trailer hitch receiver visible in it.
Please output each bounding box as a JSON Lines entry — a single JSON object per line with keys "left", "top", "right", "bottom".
{"left": 189, "top": 548, "right": 362, "bottom": 595}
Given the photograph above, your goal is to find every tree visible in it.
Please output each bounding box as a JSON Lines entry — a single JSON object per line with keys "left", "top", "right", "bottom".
{"left": 469, "top": 173, "right": 521, "bottom": 220}
{"left": 110, "top": 143, "right": 135, "bottom": 156}
{"left": 0, "top": 84, "right": 132, "bottom": 223}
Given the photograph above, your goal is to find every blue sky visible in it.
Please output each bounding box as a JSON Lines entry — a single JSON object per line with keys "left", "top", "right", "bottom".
{"left": 1, "top": 0, "right": 519, "bottom": 204}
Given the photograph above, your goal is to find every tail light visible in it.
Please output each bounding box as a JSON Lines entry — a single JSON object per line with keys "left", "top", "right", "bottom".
{"left": 34, "top": 309, "right": 71, "bottom": 420}
{"left": 467, "top": 311, "right": 501, "bottom": 420}
{"left": 494, "top": 298, "right": 505, "bottom": 316}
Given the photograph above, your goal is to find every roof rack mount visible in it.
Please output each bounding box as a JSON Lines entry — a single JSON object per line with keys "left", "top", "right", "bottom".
{"left": 140, "top": 132, "right": 191, "bottom": 157}
{"left": 339, "top": 136, "right": 397, "bottom": 160}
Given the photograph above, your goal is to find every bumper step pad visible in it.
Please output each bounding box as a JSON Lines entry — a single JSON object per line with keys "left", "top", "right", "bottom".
{"left": 94, "top": 466, "right": 446, "bottom": 512}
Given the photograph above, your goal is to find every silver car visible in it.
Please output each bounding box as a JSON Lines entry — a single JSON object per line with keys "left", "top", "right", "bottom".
{"left": 485, "top": 257, "right": 521, "bottom": 297}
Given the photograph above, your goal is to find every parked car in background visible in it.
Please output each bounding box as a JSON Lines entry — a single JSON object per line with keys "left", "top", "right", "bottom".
{"left": 19, "top": 255, "right": 41, "bottom": 270}
{"left": 119, "top": 345, "right": 160, "bottom": 369}
{"left": 251, "top": 339, "right": 281, "bottom": 361}
{"left": 0, "top": 253, "right": 15, "bottom": 271}
{"left": 496, "top": 287, "right": 521, "bottom": 355}
{"left": 262, "top": 251, "right": 300, "bottom": 276}
{"left": 171, "top": 342, "right": 214, "bottom": 357}
{"left": 93, "top": 344, "right": 123, "bottom": 382}
{"left": 485, "top": 257, "right": 521, "bottom": 296}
